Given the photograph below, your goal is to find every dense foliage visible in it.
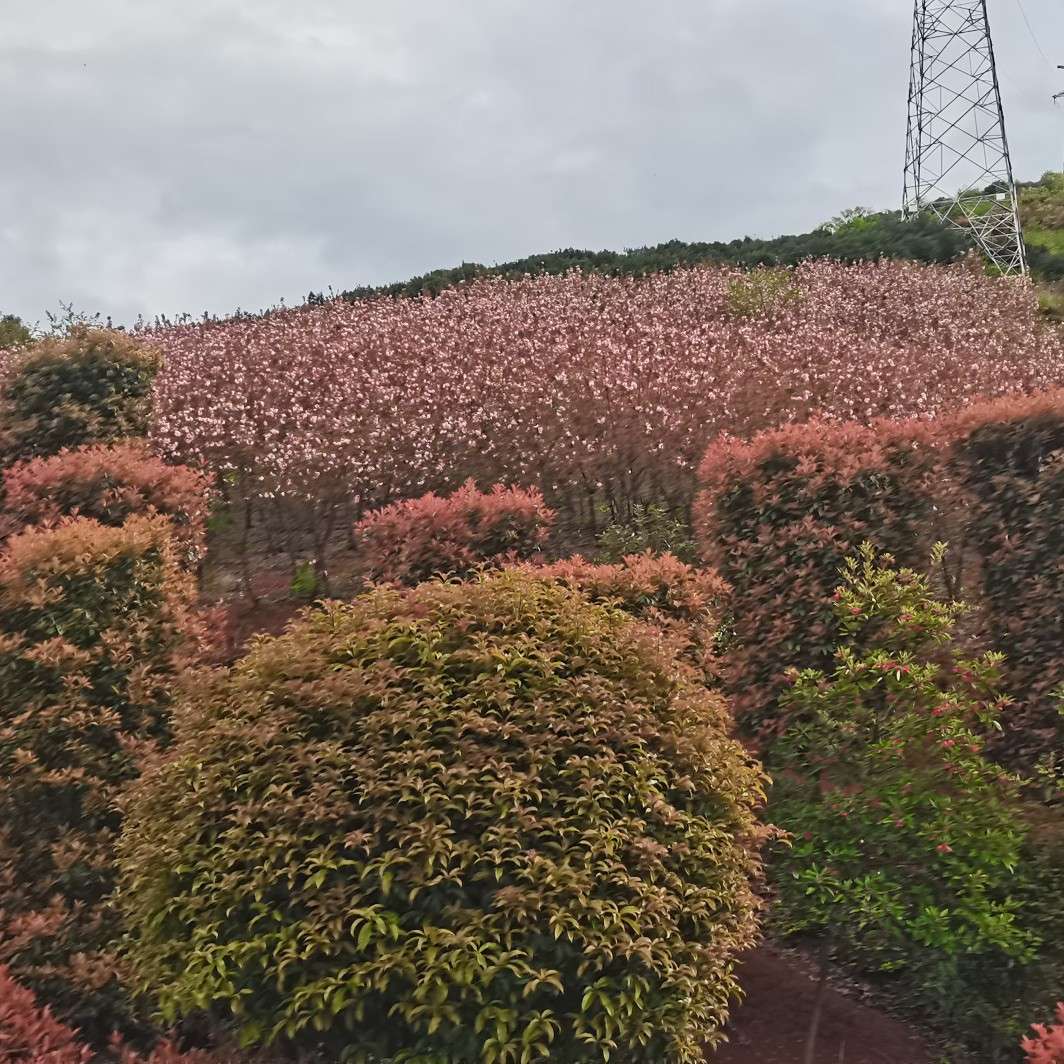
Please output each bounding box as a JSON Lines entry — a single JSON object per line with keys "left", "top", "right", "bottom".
{"left": 1, "top": 443, "right": 211, "bottom": 565}
{"left": 355, "top": 480, "right": 554, "bottom": 586}
{"left": 0, "top": 966, "right": 252, "bottom": 1064}
{"left": 0, "top": 315, "right": 31, "bottom": 352}
{"left": 515, "top": 552, "right": 729, "bottom": 686}
{"left": 0, "top": 517, "right": 195, "bottom": 1040}
{"left": 768, "top": 549, "right": 1044, "bottom": 1055}
{"left": 150, "top": 261, "right": 1064, "bottom": 580}
{"left": 118, "top": 573, "right": 765, "bottom": 1063}
{"left": 692, "top": 418, "right": 941, "bottom": 741}
{"left": 0, "top": 328, "right": 158, "bottom": 463}
{"left": 335, "top": 212, "right": 971, "bottom": 301}
{"left": 594, "top": 504, "right": 696, "bottom": 564}
{"left": 949, "top": 391, "right": 1064, "bottom": 770}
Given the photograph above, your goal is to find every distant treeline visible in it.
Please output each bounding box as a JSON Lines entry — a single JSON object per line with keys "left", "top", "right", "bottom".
{"left": 331, "top": 211, "right": 975, "bottom": 303}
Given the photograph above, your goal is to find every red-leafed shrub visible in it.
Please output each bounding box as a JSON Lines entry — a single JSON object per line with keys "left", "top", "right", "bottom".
{"left": 0, "top": 966, "right": 254, "bottom": 1063}
{"left": 516, "top": 552, "right": 730, "bottom": 685}
{"left": 948, "top": 390, "right": 1064, "bottom": 769}
{"left": 355, "top": 479, "right": 554, "bottom": 585}
{"left": 693, "top": 419, "right": 942, "bottom": 740}
{"left": 0, "top": 965, "right": 91, "bottom": 1063}
{"left": 0, "top": 517, "right": 195, "bottom": 1041}
{"left": 1024, "top": 1004, "right": 1064, "bottom": 1064}
{"left": 1, "top": 443, "right": 211, "bottom": 564}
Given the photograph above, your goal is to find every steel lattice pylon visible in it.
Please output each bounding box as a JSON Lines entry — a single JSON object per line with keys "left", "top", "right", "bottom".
{"left": 904, "top": 0, "right": 1028, "bottom": 276}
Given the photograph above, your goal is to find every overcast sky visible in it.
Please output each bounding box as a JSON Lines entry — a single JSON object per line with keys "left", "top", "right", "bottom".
{"left": 3, "top": 0, "right": 1064, "bottom": 326}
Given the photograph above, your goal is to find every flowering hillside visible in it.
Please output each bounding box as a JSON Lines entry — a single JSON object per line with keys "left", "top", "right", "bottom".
{"left": 148, "top": 260, "right": 1064, "bottom": 546}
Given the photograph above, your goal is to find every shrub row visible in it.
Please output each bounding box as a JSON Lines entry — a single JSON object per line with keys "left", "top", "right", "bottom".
{"left": 0, "top": 517, "right": 196, "bottom": 1040}
{"left": 692, "top": 419, "right": 942, "bottom": 742}
{"left": 767, "top": 549, "right": 1046, "bottom": 1056}
{"left": 950, "top": 391, "right": 1064, "bottom": 769}
{"left": 694, "top": 392, "right": 1064, "bottom": 769}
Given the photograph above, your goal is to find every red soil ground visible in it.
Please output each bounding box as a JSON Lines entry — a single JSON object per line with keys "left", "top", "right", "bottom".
{"left": 709, "top": 947, "right": 932, "bottom": 1064}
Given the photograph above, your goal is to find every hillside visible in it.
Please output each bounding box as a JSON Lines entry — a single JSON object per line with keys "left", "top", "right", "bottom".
{"left": 323, "top": 172, "right": 1064, "bottom": 307}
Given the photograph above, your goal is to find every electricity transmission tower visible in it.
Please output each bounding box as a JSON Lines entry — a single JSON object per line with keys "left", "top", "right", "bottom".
{"left": 904, "top": 0, "right": 1028, "bottom": 276}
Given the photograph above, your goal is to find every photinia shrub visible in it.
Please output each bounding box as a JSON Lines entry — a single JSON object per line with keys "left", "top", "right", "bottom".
{"left": 692, "top": 418, "right": 942, "bottom": 742}
{"left": 768, "top": 546, "right": 1040, "bottom": 1044}
{"left": 1024, "top": 1004, "right": 1064, "bottom": 1064}
{"left": 0, "top": 516, "right": 195, "bottom": 1041}
{"left": 354, "top": 479, "right": 555, "bottom": 585}
{"left": 514, "top": 551, "right": 730, "bottom": 686}
{"left": 117, "top": 572, "right": 766, "bottom": 1063}
{"left": 1, "top": 443, "right": 211, "bottom": 564}
{"left": 0, "top": 328, "right": 158, "bottom": 463}
{"left": 948, "top": 390, "right": 1064, "bottom": 770}
{"left": 0, "top": 964, "right": 92, "bottom": 1064}
{"left": 0, "top": 966, "right": 255, "bottom": 1063}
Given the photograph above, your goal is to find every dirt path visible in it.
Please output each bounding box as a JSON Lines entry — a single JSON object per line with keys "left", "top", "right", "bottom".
{"left": 709, "top": 947, "right": 932, "bottom": 1064}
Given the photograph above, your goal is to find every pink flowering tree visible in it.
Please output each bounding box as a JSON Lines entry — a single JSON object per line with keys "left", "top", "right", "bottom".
{"left": 766, "top": 545, "right": 1038, "bottom": 1059}
{"left": 146, "top": 261, "right": 1064, "bottom": 575}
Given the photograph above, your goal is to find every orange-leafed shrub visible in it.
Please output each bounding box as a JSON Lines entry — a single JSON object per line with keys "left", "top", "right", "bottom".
{"left": 949, "top": 390, "right": 1064, "bottom": 768}
{"left": 0, "top": 966, "right": 253, "bottom": 1063}
{"left": 693, "top": 419, "right": 942, "bottom": 740}
{"left": 118, "top": 573, "right": 765, "bottom": 1062}
{"left": 2, "top": 443, "right": 211, "bottom": 564}
{"left": 0, "top": 517, "right": 195, "bottom": 1040}
{"left": 516, "top": 551, "right": 730, "bottom": 684}
{"left": 355, "top": 479, "right": 554, "bottom": 585}
{"left": 1024, "top": 1004, "right": 1064, "bottom": 1064}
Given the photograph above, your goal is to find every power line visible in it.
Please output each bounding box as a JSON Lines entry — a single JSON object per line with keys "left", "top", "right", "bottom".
{"left": 1014, "top": 0, "right": 1054, "bottom": 69}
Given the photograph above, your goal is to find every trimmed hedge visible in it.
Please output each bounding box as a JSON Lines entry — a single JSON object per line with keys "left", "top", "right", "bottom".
{"left": 355, "top": 479, "right": 555, "bottom": 585}
{"left": 0, "top": 517, "right": 195, "bottom": 1040}
{"left": 0, "top": 328, "right": 158, "bottom": 463}
{"left": 1, "top": 443, "right": 211, "bottom": 565}
{"left": 692, "top": 419, "right": 941, "bottom": 741}
{"left": 118, "top": 572, "right": 765, "bottom": 1063}
{"left": 949, "top": 391, "right": 1064, "bottom": 769}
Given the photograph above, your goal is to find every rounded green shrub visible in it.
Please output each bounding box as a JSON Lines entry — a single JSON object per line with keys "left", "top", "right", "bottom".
{"left": 0, "top": 327, "right": 158, "bottom": 462}
{"left": 118, "top": 571, "right": 765, "bottom": 1063}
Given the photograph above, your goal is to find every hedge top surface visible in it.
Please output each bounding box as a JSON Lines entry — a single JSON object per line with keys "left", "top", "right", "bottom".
{"left": 118, "top": 571, "right": 765, "bottom": 1064}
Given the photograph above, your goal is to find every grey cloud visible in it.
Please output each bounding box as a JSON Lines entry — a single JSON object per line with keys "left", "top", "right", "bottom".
{"left": 3, "top": 0, "right": 1063, "bottom": 325}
